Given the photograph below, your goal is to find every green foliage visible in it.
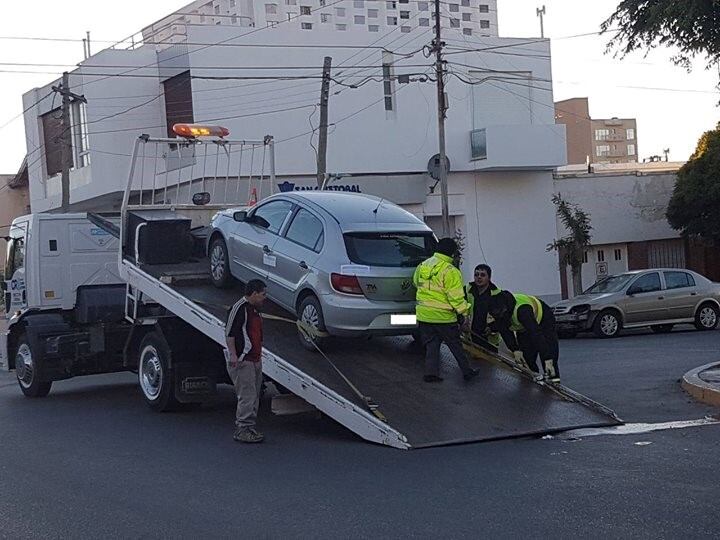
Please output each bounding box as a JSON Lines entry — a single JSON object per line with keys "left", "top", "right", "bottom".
{"left": 453, "top": 228, "right": 466, "bottom": 267}
{"left": 547, "top": 194, "right": 593, "bottom": 271}
{"left": 602, "top": 1, "right": 720, "bottom": 73}
{"left": 667, "top": 123, "right": 720, "bottom": 240}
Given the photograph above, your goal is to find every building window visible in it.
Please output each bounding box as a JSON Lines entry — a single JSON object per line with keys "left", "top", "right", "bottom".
{"left": 583, "top": 251, "right": 588, "bottom": 264}
{"left": 387, "top": 1, "right": 397, "bottom": 9}
{"left": 400, "top": 10, "right": 410, "bottom": 18}
{"left": 449, "top": 3, "right": 459, "bottom": 12}
{"left": 354, "top": 0, "right": 364, "bottom": 7}
{"left": 382, "top": 57, "right": 395, "bottom": 111}
{"left": 400, "top": 25, "right": 411, "bottom": 32}
{"left": 596, "top": 145, "right": 610, "bottom": 157}
{"left": 300, "top": 5, "right": 311, "bottom": 15}
{"left": 320, "top": 13, "right": 330, "bottom": 22}
{"left": 230, "top": 0, "right": 236, "bottom": 7}
{"left": 461, "top": 0, "right": 470, "bottom": 5}
{"left": 595, "top": 128, "right": 609, "bottom": 141}
{"left": 369, "top": 24, "right": 379, "bottom": 32}
{"left": 597, "top": 250, "right": 605, "bottom": 262}
{"left": 319, "top": 0, "right": 325, "bottom": 4}
{"left": 418, "top": 1, "right": 429, "bottom": 10}
{"left": 614, "top": 249, "right": 622, "bottom": 261}
{"left": 368, "top": 8, "right": 378, "bottom": 18}
{"left": 626, "top": 128, "right": 635, "bottom": 140}
{"left": 301, "top": 21, "right": 313, "bottom": 29}
{"left": 627, "top": 144, "right": 636, "bottom": 155}
{"left": 419, "top": 17, "right": 430, "bottom": 26}
{"left": 463, "top": 27, "right": 472, "bottom": 35}
{"left": 479, "top": 19, "right": 490, "bottom": 28}
{"left": 266, "top": 3, "right": 277, "bottom": 14}
{"left": 479, "top": 4, "right": 489, "bottom": 12}
{"left": 336, "top": 23, "right": 347, "bottom": 30}
{"left": 450, "top": 18, "right": 460, "bottom": 27}
{"left": 462, "top": 12, "right": 471, "bottom": 21}
{"left": 286, "top": 0, "right": 297, "bottom": 3}
{"left": 387, "top": 16, "right": 397, "bottom": 25}
{"left": 335, "top": 7, "right": 346, "bottom": 16}
{"left": 231, "top": 15, "right": 238, "bottom": 23}
{"left": 354, "top": 15, "right": 365, "bottom": 23}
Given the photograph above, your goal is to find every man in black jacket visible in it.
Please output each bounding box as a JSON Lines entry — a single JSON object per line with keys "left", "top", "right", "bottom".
{"left": 488, "top": 290, "right": 560, "bottom": 382}
{"left": 464, "top": 264, "right": 502, "bottom": 352}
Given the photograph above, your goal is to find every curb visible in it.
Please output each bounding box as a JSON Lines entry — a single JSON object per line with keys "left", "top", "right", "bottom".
{"left": 682, "top": 362, "right": 720, "bottom": 407}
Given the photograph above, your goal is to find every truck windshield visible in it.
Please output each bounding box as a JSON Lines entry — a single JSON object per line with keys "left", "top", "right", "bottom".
{"left": 584, "top": 274, "right": 634, "bottom": 294}
{"left": 343, "top": 232, "right": 435, "bottom": 267}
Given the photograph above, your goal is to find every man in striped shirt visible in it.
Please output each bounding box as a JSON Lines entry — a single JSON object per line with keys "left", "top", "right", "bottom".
{"left": 226, "top": 279, "right": 267, "bottom": 443}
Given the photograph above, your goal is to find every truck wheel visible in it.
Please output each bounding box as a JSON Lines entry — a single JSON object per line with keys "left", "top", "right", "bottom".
{"left": 297, "top": 295, "right": 328, "bottom": 352}
{"left": 592, "top": 309, "right": 622, "bottom": 338}
{"left": 209, "top": 237, "right": 233, "bottom": 289}
{"left": 138, "top": 331, "right": 180, "bottom": 411}
{"left": 15, "top": 335, "right": 52, "bottom": 398}
{"left": 695, "top": 302, "right": 719, "bottom": 331}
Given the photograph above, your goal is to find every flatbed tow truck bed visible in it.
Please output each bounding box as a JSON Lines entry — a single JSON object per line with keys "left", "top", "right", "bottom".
{"left": 128, "top": 258, "right": 620, "bottom": 449}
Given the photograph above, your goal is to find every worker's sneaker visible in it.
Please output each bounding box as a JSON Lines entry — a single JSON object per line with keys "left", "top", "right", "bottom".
{"left": 423, "top": 375, "right": 444, "bottom": 383}
{"left": 463, "top": 368, "right": 480, "bottom": 381}
{"left": 233, "top": 428, "right": 264, "bottom": 443}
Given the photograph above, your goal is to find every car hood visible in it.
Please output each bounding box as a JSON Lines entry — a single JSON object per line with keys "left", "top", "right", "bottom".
{"left": 554, "top": 292, "right": 616, "bottom": 308}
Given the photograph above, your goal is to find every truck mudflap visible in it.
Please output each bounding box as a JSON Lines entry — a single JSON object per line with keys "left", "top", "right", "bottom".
{"left": 174, "top": 365, "right": 218, "bottom": 403}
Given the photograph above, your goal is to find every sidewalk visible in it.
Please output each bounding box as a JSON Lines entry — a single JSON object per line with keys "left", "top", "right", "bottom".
{"left": 682, "top": 362, "right": 720, "bottom": 407}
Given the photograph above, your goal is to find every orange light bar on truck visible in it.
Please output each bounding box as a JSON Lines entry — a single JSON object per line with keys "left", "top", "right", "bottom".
{"left": 172, "top": 124, "right": 230, "bottom": 138}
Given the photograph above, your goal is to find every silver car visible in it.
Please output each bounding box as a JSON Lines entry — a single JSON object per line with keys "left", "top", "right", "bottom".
{"left": 207, "top": 191, "right": 435, "bottom": 347}
{"left": 553, "top": 268, "right": 720, "bottom": 338}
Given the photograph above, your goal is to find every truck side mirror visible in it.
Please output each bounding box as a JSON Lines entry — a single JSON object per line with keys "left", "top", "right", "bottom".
{"left": 233, "top": 211, "right": 248, "bottom": 222}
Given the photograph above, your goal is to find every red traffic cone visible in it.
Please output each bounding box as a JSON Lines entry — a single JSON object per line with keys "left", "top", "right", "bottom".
{"left": 248, "top": 187, "right": 258, "bottom": 207}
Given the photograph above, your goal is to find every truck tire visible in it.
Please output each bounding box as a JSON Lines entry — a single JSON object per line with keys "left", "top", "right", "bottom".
{"left": 695, "top": 302, "right": 719, "bottom": 331}
{"left": 209, "top": 237, "right": 233, "bottom": 289}
{"left": 297, "top": 295, "right": 328, "bottom": 352}
{"left": 592, "top": 309, "right": 622, "bottom": 338}
{"left": 138, "top": 331, "right": 181, "bottom": 412}
{"left": 15, "top": 335, "right": 52, "bottom": 398}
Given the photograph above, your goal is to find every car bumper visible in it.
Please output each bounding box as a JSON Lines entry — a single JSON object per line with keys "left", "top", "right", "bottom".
{"left": 319, "top": 293, "right": 418, "bottom": 337}
{"left": 554, "top": 311, "right": 596, "bottom": 332}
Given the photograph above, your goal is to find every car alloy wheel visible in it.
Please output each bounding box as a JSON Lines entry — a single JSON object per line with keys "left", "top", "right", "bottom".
{"left": 599, "top": 313, "right": 619, "bottom": 336}
{"left": 699, "top": 306, "right": 718, "bottom": 329}
{"left": 210, "top": 244, "right": 226, "bottom": 282}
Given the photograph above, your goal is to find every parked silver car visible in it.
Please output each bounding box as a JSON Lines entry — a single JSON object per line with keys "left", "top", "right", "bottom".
{"left": 207, "top": 191, "right": 436, "bottom": 347}
{"left": 553, "top": 268, "right": 720, "bottom": 338}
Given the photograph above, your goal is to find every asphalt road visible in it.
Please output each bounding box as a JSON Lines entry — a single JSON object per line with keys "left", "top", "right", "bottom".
{"left": 0, "top": 327, "right": 718, "bottom": 538}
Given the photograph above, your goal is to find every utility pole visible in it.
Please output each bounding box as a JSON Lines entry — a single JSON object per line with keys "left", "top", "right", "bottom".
{"left": 52, "top": 72, "right": 86, "bottom": 212}
{"left": 536, "top": 5, "right": 546, "bottom": 38}
{"left": 316, "top": 56, "right": 332, "bottom": 188}
{"left": 433, "top": 0, "right": 451, "bottom": 237}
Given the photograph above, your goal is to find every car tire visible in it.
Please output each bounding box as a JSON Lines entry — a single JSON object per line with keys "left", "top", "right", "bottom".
{"left": 651, "top": 324, "right": 674, "bottom": 334}
{"left": 209, "top": 237, "right": 233, "bottom": 289}
{"left": 138, "top": 331, "right": 181, "bottom": 412}
{"left": 297, "top": 295, "right": 328, "bottom": 352}
{"left": 15, "top": 335, "right": 52, "bottom": 398}
{"left": 592, "top": 309, "right": 622, "bottom": 338}
{"left": 694, "top": 302, "right": 719, "bottom": 331}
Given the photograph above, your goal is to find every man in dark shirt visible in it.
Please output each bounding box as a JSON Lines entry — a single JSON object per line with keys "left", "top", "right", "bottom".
{"left": 226, "top": 279, "right": 267, "bottom": 443}
{"left": 464, "top": 264, "right": 502, "bottom": 352}
{"left": 488, "top": 290, "right": 560, "bottom": 382}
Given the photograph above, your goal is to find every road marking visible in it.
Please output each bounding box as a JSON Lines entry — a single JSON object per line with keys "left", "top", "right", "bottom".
{"left": 553, "top": 417, "right": 720, "bottom": 440}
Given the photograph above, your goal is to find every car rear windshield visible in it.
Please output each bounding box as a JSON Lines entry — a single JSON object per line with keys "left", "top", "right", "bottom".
{"left": 343, "top": 232, "right": 435, "bottom": 267}
{"left": 584, "top": 274, "right": 634, "bottom": 294}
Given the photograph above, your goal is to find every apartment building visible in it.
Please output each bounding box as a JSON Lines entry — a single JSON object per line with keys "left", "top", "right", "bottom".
{"left": 142, "top": 0, "right": 499, "bottom": 47}
{"left": 555, "top": 97, "right": 638, "bottom": 165}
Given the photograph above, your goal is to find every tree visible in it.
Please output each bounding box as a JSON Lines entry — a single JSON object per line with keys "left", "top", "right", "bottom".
{"left": 667, "top": 123, "right": 720, "bottom": 241}
{"left": 547, "top": 194, "right": 593, "bottom": 297}
{"left": 602, "top": 1, "right": 720, "bottom": 74}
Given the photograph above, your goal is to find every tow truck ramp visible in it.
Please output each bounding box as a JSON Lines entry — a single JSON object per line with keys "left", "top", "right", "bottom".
{"left": 115, "top": 132, "right": 620, "bottom": 449}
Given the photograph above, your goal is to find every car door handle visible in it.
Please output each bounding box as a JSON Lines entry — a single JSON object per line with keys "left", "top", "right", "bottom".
{"left": 658, "top": 296, "right": 664, "bottom": 300}
{"left": 262, "top": 245, "right": 272, "bottom": 254}
{"left": 690, "top": 292, "right": 697, "bottom": 296}
{"left": 299, "top": 261, "right": 308, "bottom": 270}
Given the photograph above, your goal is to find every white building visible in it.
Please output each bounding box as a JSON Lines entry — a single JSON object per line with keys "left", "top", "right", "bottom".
{"left": 142, "top": 0, "right": 499, "bottom": 48}
{"left": 22, "top": 16, "right": 565, "bottom": 300}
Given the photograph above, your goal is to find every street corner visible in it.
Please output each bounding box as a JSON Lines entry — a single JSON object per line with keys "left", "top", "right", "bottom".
{"left": 682, "top": 362, "right": 720, "bottom": 408}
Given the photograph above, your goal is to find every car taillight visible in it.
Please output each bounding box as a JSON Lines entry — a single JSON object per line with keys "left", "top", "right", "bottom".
{"left": 331, "top": 273, "right": 364, "bottom": 295}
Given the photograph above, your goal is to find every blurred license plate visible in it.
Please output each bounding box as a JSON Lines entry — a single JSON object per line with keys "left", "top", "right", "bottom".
{"left": 391, "top": 314, "right": 417, "bottom": 326}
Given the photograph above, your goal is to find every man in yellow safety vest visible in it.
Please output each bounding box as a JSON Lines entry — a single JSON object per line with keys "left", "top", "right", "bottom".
{"left": 488, "top": 290, "right": 560, "bottom": 382}
{"left": 413, "top": 238, "right": 480, "bottom": 383}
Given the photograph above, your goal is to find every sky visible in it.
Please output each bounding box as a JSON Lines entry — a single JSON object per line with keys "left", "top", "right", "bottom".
{"left": 0, "top": 0, "right": 718, "bottom": 174}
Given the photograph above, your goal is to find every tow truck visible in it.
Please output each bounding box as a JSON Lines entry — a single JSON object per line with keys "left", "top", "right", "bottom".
{"left": 0, "top": 125, "right": 620, "bottom": 449}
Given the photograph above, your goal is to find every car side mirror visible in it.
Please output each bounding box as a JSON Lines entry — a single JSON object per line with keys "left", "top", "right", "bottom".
{"left": 233, "top": 211, "right": 248, "bottom": 222}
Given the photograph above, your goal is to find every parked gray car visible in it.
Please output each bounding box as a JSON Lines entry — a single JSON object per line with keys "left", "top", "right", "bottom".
{"left": 207, "top": 191, "right": 436, "bottom": 348}
{"left": 553, "top": 268, "right": 720, "bottom": 338}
